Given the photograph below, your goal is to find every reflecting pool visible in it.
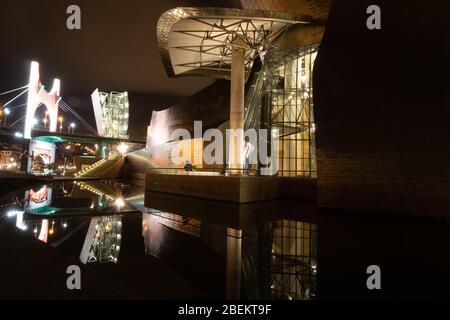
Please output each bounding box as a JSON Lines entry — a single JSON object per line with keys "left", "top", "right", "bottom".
{"left": 0, "top": 181, "right": 449, "bottom": 299}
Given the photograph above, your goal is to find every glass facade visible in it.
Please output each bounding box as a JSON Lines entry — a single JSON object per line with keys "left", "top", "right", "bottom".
{"left": 246, "top": 45, "right": 318, "bottom": 177}
{"left": 263, "top": 219, "right": 317, "bottom": 300}
{"left": 84, "top": 216, "right": 122, "bottom": 264}
{"left": 93, "top": 90, "right": 130, "bottom": 139}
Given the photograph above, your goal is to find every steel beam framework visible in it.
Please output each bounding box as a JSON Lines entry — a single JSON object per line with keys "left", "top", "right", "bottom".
{"left": 92, "top": 89, "right": 129, "bottom": 139}
{"left": 157, "top": 7, "right": 311, "bottom": 80}
{"left": 86, "top": 216, "right": 122, "bottom": 264}
{"left": 171, "top": 18, "right": 291, "bottom": 77}
{"left": 245, "top": 45, "right": 318, "bottom": 177}
{"left": 262, "top": 219, "right": 317, "bottom": 300}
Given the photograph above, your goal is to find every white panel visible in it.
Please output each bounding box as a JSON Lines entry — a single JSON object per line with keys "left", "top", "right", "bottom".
{"left": 91, "top": 89, "right": 106, "bottom": 137}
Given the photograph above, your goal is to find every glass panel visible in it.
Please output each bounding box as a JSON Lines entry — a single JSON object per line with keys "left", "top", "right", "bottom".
{"left": 245, "top": 45, "right": 318, "bottom": 177}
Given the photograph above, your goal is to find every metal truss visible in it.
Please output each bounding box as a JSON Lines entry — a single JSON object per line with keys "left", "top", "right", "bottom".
{"left": 86, "top": 216, "right": 122, "bottom": 264}
{"left": 263, "top": 220, "right": 317, "bottom": 300}
{"left": 157, "top": 7, "right": 311, "bottom": 80}
{"left": 92, "top": 90, "right": 129, "bottom": 139}
{"left": 171, "top": 17, "right": 292, "bottom": 77}
{"left": 245, "top": 45, "right": 319, "bottom": 177}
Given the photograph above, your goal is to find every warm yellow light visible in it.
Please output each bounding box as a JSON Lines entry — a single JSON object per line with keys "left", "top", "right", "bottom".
{"left": 117, "top": 143, "right": 128, "bottom": 154}
{"left": 115, "top": 197, "right": 125, "bottom": 208}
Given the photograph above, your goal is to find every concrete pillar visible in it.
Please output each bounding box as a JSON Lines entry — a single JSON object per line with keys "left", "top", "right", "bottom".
{"left": 226, "top": 227, "right": 242, "bottom": 299}
{"left": 228, "top": 39, "right": 245, "bottom": 173}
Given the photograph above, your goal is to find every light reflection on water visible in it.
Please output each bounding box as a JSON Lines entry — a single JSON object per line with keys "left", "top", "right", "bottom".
{"left": 3, "top": 181, "right": 450, "bottom": 299}
{"left": 1, "top": 180, "right": 132, "bottom": 254}
{"left": 141, "top": 207, "right": 317, "bottom": 300}
{"left": 0, "top": 180, "right": 317, "bottom": 300}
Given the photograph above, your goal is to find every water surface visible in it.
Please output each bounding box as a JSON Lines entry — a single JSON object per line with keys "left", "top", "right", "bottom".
{"left": 0, "top": 180, "right": 449, "bottom": 299}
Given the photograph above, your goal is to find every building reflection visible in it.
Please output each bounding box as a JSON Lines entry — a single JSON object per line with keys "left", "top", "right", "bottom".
{"left": 142, "top": 210, "right": 226, "bottom": 298}
{"left": 37, "top": 219, "right": 49, "bottom": 243}
{"left": 226, "top": 227, "right": 242, "bottom": 300}
{"left": 262, "top": 220, "right": 317, "bottom": 300}
{"left": 2, "top": 181, "right": 138, "bottom": 267}
{"left": 141, "top": 206, "right": 317, "bottom": 300}
{"left": 143, "top": 209, "right": 201, "bottom": 239}
{"left": 24, "top": 185, "right": 53, "bottom": 214}
{"left": 80, "top": 216, "right": 122, "bottom": 264}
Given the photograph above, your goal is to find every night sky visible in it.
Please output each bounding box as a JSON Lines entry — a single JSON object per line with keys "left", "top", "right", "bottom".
{"left": 0, "top": 0, "right": 241, "bottom": 138}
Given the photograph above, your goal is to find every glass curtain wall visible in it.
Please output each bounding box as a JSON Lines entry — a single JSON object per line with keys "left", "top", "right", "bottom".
{"left": 98, "top": 91, "right": 130, "bottom": 140}
{"left": 260, "top": 219, "right": 318, "bottom": 300}
{"left": 246, "top": 45, "right": 318, "bottom": 177}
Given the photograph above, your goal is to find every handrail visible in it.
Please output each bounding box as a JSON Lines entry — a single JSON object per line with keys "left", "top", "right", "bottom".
{"left": 145, "top": 167, "right": 260, "bottom": 176}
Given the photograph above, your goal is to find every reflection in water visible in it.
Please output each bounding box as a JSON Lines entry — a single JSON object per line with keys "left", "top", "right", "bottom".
{"left": 243, "top": 219, "right": 317, "bottom": 300}
{"left": 20, "top": 181, "right": 135, "bottom": 216}
{"left": 25, "top": 185, "right": 53, "bottom": 214}
{"left": 264, "top": 220, "right": 317, "bottom": 300}
{"left": 15, "top": 210, "right": 26, "bottom": 230}
{"left": 80, "top": 216, "right": 122, "bottom": 264}
{"left": 144, "top": 209, "right": 201, "bottom": 237}
{"left": 142, "top": 211, "right": 202, "bottom": 259}
{"left": 142, "top": 207, "right": 317, "bottom": 300}
{"left": 226, "top": 227, "right": 242, "bottom": 300}
{"left": 0, "top": 180, "right": 320, "bottom": 299}
{"left": 142, "top": 210, "right": 227, "bottom": 298}
{"left": 1, "top": 181, "right": 133, "bottom": 264}
{"left": 38, "top": 219, "right": 49, "bottom": 243}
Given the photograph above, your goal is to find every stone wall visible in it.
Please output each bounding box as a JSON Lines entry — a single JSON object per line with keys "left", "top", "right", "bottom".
{"left": 314, "top": 0, "right": 450, "bottom": 217}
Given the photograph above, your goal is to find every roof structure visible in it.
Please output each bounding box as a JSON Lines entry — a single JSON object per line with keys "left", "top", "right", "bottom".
{"left": 240, "top": 0, "right": 331, "bottom": 22}
{"left": 157, "top": 7, "right": 311, "bottom": 80}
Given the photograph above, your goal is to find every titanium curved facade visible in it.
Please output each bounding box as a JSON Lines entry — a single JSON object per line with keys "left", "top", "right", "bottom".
{"left": 141, "top": 1, "right": 332, "bottom": 178}
{"left": 157, "top": 7, "right": 311, "bottom": 80}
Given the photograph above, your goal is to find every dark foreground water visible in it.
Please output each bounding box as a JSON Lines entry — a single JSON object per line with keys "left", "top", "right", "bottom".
{"left": 0, "top": 180, "right": 449, "bottom": 300}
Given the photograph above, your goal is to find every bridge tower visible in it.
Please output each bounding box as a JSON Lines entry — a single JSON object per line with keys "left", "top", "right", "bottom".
{"left": 24, "top": 61, "right": 61, "bottom": 139}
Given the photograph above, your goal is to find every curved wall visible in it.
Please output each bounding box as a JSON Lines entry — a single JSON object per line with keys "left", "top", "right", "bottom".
{"left": 314, "top": 0, "right": 450, "bottom": 217}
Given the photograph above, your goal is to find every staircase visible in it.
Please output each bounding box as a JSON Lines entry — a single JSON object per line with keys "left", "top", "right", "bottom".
{"left": 74, "top": 153, "right": 124, "bottom": 179}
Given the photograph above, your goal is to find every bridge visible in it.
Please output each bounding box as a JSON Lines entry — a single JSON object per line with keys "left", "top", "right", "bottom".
{"left": 0, "top": 61, "right": 145, "bottom": 178}
{"left": 0, "top": 126, "right": 145, "bottom": 145}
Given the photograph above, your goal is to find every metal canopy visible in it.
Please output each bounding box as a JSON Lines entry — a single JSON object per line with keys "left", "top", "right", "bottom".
{"left": 157, "top": 7, "right": 311, "bottom": 80}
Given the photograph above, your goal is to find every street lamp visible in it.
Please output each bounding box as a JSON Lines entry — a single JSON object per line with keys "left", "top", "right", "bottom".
{"left": 70, "top": 122, "right": 75, "bottom": 134}
{"left": 58, "top": 116, "right": 63, "bottom": 132}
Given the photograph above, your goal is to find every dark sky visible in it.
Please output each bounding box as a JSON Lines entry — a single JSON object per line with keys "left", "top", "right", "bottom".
{"left": 0, "top": 0, "right": 241, "bottom": 138}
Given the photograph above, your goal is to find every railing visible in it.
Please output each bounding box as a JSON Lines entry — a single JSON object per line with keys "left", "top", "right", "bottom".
{"left": 145, "top": 167, "right": 260, "bottom": 176}
{"left": 74, "top": 152, "right": 122, "bottom": 177}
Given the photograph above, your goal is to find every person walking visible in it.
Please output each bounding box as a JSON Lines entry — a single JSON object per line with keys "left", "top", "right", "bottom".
{"left": 243, "top": 136, "right": 254, "bottom": 175}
